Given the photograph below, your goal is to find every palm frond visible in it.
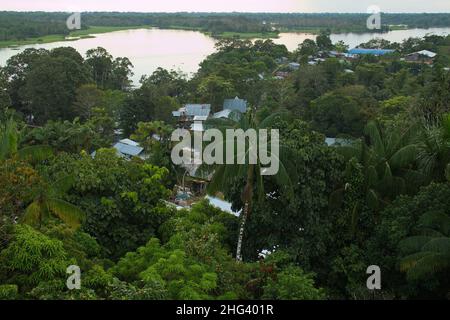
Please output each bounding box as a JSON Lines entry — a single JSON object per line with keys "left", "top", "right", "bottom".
{"left": 401, "top": 252, "right": 450, "bottom": 281}
{"left": 258, "top": 111, "right": 291, "bottom": 129}
{"left": 422, "top": 237, "right": 450, "bottom": 254}
{"left": 365, "top": 121, "right": 385, "bottom": 157}
{"left": 389, "top": 145, "right": 418, "bottom": 170}
{"left": 337, "top": 144, "right": 362, "bottom": 161}
{"left": 17, "top": 145, "right": 53, "bottom": 162}
{"left": 418, "top": 211, "right": 450, "bottom": 236}
{"left": 398, "top": 236, "right": 434, "bottom": 255}
{"left": 0, "top": 118, "right": 18, "bottom": 160}
{"left": 21, "top": 201, "right": 42, "bottom": 225}
{"left": 366, "top": 189, "right": 379, "bottom": 211}
{"left": 50, "top": 175, "right": 75, "bottom": 198}
{"left": 46, "top": 198, "right": 84, "bottom": 229}
{"left": 366, "top": 165, "right": 378, "bottom": 188}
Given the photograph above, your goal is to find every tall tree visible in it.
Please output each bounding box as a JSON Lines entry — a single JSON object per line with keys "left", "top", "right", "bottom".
{"left": 21, "top": 55, "right": 90, "bottom": 123}
{"left": 85, "top": 47, "right": 113, "bottom": 89}
{"left": 416, "top": 114, "right": 450, "bottom": 182}
{"left": 205, "top": 110, "right": 293, "bottom": 262}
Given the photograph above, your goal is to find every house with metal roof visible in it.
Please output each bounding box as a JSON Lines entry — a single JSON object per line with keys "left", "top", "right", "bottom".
{"left": 172, "top": 104, "right": 211, "bottom": 121}
{"left": 185, "top": 104, "right": 211, "bottom": 117}
{"left": 288, "top": 62, "right": 300, "bottom": 70}
{"left": 213, "top": 97, "right": 247, "bottom": 121}
{"left": 405, "top": 50, "right": 437, "bottom": 64}
{"left": 213, "top": 109, "right": 243, "bottom": 122}
{"left": 213, "top": 109, "right": 234, "bottom": 119}
{"left": 118, "top": 139, "right": 140, "bottom": 147}
{"left": 113, "top": 142, "right": 144, "bottom": 158}
{"left": 91, "top": 138, "right": 147, "bottom": 160}
{"left": 223, "top": 97, "right": 247, "bottom": 114}
{"left": 347, "top": 48, "right": 396, "bottom": 56}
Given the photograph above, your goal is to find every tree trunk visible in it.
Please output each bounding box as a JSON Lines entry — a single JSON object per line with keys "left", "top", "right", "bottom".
{"left": 236, "top": 202, "right": 249, "bottom": 262}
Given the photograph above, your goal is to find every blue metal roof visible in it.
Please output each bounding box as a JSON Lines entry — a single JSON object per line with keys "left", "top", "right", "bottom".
{"left": 113, "top": 142, "right": 144, "bottom": 157}
{"left": 223, "top": 97, "right": 247, "bottom": 113}
{"left": 185, "top": 104, "right": 211, "bottom": 117}
{"left": 348, "top": 48, "right": 395, "bottom": 55}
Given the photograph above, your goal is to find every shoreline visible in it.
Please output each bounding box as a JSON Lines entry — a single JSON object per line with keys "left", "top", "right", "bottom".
{"left": 0, "top": 25, "right": 445, "bottom": 49}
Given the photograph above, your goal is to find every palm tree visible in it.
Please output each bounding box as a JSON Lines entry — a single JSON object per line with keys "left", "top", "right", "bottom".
{"left": 399, "top": 210, "right": 450, "bottom": 281}
{"left": 0, "top": 118, "right": 52, "bottom": 162}
{"left": 204, "top": 109, "right": 293, "bottom": 262}
{"left": 416, "top": 114, "right": 450, "bottom": 182}
{"left": 22, "top": 175, "right": 84, "bottom": 229}
{"left": 330, "top": 121, "right": 425, "bottom": 236}
{"left": 331, "top": 121, "right": 419, "bottom": 231}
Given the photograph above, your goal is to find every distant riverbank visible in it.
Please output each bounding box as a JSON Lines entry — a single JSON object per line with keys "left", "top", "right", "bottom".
{"left": 0, "top": 26, "right": 153, "bottom": 48}
{"left": 0, "top": 24, "right": 425, "bottom": 49}
{"left": 1, "top": 27, "right": 449, "bottom": 85}
{"left": 0, "top": 25, "right": 280, "bottom": 48}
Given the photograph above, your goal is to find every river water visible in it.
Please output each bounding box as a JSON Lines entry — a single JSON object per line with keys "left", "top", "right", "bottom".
{"left": 1, "top": 27, "right": 449, "bottom": 84}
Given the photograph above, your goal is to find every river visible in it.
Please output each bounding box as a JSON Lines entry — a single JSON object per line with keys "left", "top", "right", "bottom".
{"left": 1, "top": 27, "right": 449, "bottom": 85}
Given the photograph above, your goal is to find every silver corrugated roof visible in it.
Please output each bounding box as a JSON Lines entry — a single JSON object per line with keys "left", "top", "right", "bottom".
{"left": 223, "top": 97, "right": 247, "bottom": 113}
{"left": 185, "top": 104, "right": 211, "bottom": 117}
{"left": 113, "top": 142, "right": 144, "bottom": 157}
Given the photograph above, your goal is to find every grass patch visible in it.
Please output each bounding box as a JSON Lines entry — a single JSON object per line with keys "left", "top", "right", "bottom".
{"left": 0, "top": 25, "right": 154, "bottom": 48}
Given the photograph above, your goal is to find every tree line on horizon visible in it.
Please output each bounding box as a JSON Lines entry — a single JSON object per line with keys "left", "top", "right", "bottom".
{"left": 2, "top": 12, "right": 450, "bottom": 42}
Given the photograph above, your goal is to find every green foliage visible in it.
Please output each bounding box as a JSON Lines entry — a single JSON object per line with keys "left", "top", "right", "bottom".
{"left": 111, "top": 201, "right": 246, "bottom": 300}
{"left": 244, "top": 251, "right": 326, "bottom": 300}
{"left": 119, "top": 75, "right": 181, "bottom": 135}
{"left": 20, "top": 53, "right": 90, "bottom": 124}
{"left": 23, "top": 118, "right": 112, "bottom": 154}
{"left": 131, "top": 121, "right": 175, "bottom": 170}
{"left": 241, "top": 119, "right": 343, "bottom": 271}
{"left": 0, "top": 284, "right": 18, "bottom": 300}
{"left": 262, "top": 266, "right": 324, "bottom": 300}
{"left": 2, "top": 32, "right": 450, "bottom": 301}
{"left": 0, "top": 158, "right": 42, "bottom": 220}
{"left": 42, "top": 149, "right": 172, "bottom": 259}
{"left": 21, "top": 175, "right": 85, "bottom": 229}
{"left": 310, "top": 92, "right": 366, "bottom": 137}
{"left": 398, "top": 210, "right": 450, "bottom": 283}
{"left": 0, "top": 225, "right": 72, "bottom": 291}
{"left": 371, "top": 183, "right": 450, "bottom": 298}
{"left": 0, "top": 118, "right": 53, "bottom": 162}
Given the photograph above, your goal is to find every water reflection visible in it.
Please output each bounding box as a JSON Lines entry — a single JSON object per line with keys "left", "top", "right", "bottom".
{"left": 1, "top": 27, "right": 449, "bottom": 85}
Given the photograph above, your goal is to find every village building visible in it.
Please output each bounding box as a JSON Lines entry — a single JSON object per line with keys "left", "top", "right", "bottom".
{"left": 213, "top": 97, "right": 247, "bottom": 120}
{"left": 91, "top": 138, "right": 146, "bottom": 160}
{"left": 172, "top": 104, "right": 211, "bottom": 129}
{"left": 288, "top": 62, "right": 300, "bottom": 70}
{"left": 404, "top": 50, "right": 437, "bottom": 64}
{"left": 347, "top": 48, "right": 396, "bottom": 56}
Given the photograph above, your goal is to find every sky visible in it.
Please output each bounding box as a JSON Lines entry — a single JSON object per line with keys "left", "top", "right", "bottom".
{"left": 1, "top": 0, "right": 449, "bottom": 13}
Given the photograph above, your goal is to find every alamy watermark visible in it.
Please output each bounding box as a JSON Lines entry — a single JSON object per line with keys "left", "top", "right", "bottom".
{"left": 66, "top": 265, "right": 81, "bottom": 290}
{"left": 66, "top": 12, "right": 82, "bottom": 30}
{"left": 366, "top": 265, "right": 381, "bottom": 290}
{"left": 171, "top": 128, "right": 280, "bottom": 176}
{"left": 367, "top": 5, "right": 382, "bottom": 30}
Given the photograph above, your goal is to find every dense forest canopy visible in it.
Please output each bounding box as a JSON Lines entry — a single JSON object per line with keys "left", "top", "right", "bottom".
{"left": 1, "top": 11, "right": 450, "bottom": 41}
{"left": 0, "top": 27, "right": 450, "bottom": 300}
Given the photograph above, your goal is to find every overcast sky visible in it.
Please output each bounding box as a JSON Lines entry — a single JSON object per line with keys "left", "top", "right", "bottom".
{"left": 1, "top": 0, "right": 449, "bottom": 13}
